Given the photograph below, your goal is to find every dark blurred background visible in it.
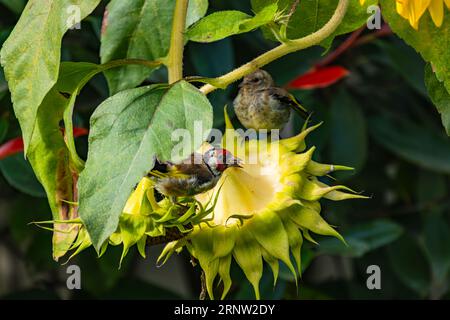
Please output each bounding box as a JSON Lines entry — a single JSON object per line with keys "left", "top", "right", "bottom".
{"left": 1, "top": 0, "right": 450, "bottom": 299}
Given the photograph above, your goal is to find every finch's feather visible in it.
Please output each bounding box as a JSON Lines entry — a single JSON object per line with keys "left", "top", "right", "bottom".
{"left": 266, "top": 87, "right": 310, "bottom": 119}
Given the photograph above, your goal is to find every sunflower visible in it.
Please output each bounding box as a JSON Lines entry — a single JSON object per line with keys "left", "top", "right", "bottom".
{"left": 361, "top": 0, "right": 450, "bottom": 28}
{"left": 158, "top": 109, "right": 366, "bottom": 299}
{"left": 54, "top": 109, "right": 365, "bottom": 299}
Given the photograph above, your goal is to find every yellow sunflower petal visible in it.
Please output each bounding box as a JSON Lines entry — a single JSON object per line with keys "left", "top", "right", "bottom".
{"left": 428, "top": 0, "right": 444, "bottom": 26}
{"left": 396, "top": 0, "right": 410, "bottom": 19}
{"left": 397, "top": 0, "right": 431, "bottom": 29}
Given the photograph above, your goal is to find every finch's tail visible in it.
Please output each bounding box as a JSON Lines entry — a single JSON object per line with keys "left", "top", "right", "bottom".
{"left": 288, "top": 93, "right": 310, "bottom": 120}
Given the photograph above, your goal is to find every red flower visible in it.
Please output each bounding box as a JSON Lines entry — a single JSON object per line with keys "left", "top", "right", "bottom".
{"left": 0, "top": 127, "right": 88, "bottom": 160}
{"left": 287, "top": 66, "right": 349, "bottom": 90}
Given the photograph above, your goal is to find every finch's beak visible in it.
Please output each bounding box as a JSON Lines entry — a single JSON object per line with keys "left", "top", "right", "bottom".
{"left": 228, "top": 157, "right": 243, "bottom": 168}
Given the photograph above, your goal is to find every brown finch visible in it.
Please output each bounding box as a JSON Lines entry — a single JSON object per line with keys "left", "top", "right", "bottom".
{"left": 234, "top": 69, "right": 309, "bottom": 130}
{"left": 149, "top": 147, "right": 241, "bottom": 201}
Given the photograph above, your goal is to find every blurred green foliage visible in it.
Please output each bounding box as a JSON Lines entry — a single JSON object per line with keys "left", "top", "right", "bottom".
{"left": 1, "top": 0, "right": 450, "bottom": 300}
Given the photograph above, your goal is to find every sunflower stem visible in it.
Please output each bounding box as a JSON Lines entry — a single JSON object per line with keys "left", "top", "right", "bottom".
{"left": 199, "top": 271, "right": 207, "bottom": 300}
{"left": 167, "top": 0, "right": 189, "bottom": 84}
{"left": 200, "top": 0, "right": 349, "bottom": 94}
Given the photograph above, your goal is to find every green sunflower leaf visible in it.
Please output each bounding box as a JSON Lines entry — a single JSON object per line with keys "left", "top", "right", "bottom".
{"left": 187, "top": 3, "right": 278, "bottom": 43}
{"left": 388, "top": 234, "right": 431, "bottom": 297}
{"left": 24, "top": 61, "right": 155, "bottom": 260}
{"left": 425, "top": 63, "right": 450, "bottom": 135}
{"left": 251, "top": 0, "right": 377, "bottom": 48}
{"left": 424, "top": 214, "right": 450, "bottom": 283}
{"left": 0, "top": 153, "right": 46, "bottom": 197}
{"left": 78, "top": 81, "right": 213, "bottom": 251}
{"left": 369, "top": 114, "right": 450, "bottom": 174}
{"left": 318, "top": 219, "right": 403, "bottom": 257}
{"left": 0, "top": 0, "right": 100, "bottom": 152}
{"left": 101, "top": 0, "right": 208, "bottom": 94}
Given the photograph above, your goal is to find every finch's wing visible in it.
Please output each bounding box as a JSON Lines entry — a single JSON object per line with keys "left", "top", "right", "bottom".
{"left": 149, "top": 159, "right": 190, "bottom": 179}
{"left": 267, "top": 87, "right": 310, "bottom": 119}
{"left": 148, "top": 168, "right": 191, "bottom": 179}
{"left": 149, "top": 153, "right": 206, "bottom": 179}
{"left": 173, "top": 153, "right": 214, "bottom": 182}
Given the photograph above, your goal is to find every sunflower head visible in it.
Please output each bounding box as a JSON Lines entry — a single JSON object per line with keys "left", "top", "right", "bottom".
{"left": 158, "top": 108, "right": 366, "bottom": 299}
{"left": 42, "top": 108, "right": 366, "bottom": 299}
{"left": 361, "top": 0, "right": 450, "bottom": 29}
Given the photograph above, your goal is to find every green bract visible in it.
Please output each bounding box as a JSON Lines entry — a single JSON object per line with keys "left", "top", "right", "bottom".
{"left": 157, "top": 111, "right": 365, "bottom": 299}
{"left": 63, "top": 177, "right": 218, "bottom": 267}
{"left": 78, "top": 81, "right": 213, "bottom": 252}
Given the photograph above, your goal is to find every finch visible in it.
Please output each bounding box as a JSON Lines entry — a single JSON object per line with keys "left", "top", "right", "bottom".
{"left": 233, "top": 69, "right": 309, "bottom": 130}
{"left": 148, "top": 147, "right": 241, "bottom": 200}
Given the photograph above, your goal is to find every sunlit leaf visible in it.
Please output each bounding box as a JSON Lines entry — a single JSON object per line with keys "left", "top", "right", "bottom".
{"left": 187, "top": 3, "right": 278, "bottom": 43}
{"left": 425, "top": 63, "right": 450, "bottom": 135}
{"left": 0, "top": 0, "right": 100, "bottom": 152}
{"left": 187, "top": 11, "right": 251, "bottom": 42}
{"left": 78, "top": 81, "right": 213, "bottom": 250}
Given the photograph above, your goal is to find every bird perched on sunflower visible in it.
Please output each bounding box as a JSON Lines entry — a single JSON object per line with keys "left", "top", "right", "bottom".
{"left": 233, "top": 69, "right": 309, "bottom": 131}
{"left": 148, "top": 147, "right": 241, "bottom": 202}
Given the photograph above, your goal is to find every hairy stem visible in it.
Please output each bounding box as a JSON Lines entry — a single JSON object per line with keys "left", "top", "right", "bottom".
{"left": 167, "top": 0, "right": 189, "bottom": 84}
{"left": 200, "top": 0, "right": 349, "bottom": 94}
{"left": 287, "top": 0, "right": 301, "bottom": 20}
